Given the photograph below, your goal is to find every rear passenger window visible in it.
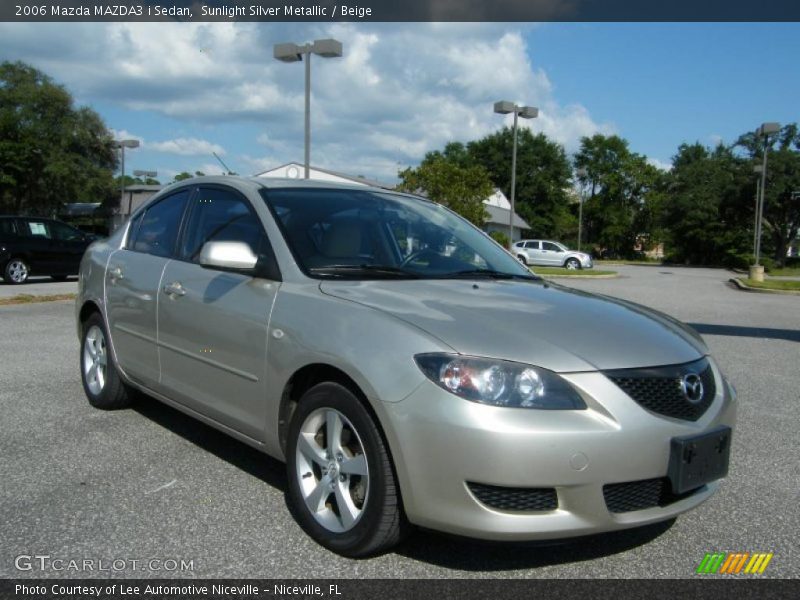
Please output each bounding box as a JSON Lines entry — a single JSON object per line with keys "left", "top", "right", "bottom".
{"left": 181, "top": 187, "right": 268, "bottom": 262}
{"left": 130, "top": 190, "right": 190, "bottom": 258}
{"left": 0, "top": 219, "right": 17, "bottom": 238}
{"left": 26, "top": 221, "right": 50, "bottom": 238}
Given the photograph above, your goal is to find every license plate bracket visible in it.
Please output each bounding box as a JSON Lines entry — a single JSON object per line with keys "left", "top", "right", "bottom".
{"left": 668, "top": 426, "right": 731, "bottom": 495}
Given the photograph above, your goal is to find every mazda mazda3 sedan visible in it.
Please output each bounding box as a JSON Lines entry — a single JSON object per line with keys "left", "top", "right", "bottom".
{"left": 76, "top": 177, "right": 735, "bottom": 557}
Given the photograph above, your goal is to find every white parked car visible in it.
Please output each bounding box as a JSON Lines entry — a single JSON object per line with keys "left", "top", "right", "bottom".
{"left": 513, "top": 239, "right": 593, "bottom": 270}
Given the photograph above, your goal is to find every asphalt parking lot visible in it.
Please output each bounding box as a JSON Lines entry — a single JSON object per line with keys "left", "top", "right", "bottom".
{"left": 0, "top": 265, "right": 797, "bottom": 579}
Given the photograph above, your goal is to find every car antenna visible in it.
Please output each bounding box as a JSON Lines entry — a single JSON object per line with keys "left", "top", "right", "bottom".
{"left": 212, "top": 152, "right": 236, "bottom": 175}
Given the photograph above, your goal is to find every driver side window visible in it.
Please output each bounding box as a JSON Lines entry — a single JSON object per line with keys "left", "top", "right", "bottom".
{"left": 181, "top": 187, "right": 268, "bottom": 263}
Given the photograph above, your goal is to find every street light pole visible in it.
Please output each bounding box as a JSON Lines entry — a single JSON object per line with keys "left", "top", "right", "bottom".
{"left": 753, "top": 166, "right": 762, "bottom": 261}
{"left": 274, "top": 39, "right": 343, "bottom": 180}
{"left": 509, "top": 109, "right": 518, "bottom": 246}
{"left": 493, "top": 101, "right": 538, "bottom": 249}
{"left": 576, "top": 167, "right": 587, "bottom": 252}
{"left": 114, "top": 139, "right": 140, "bottom": 220}
{"left": 752, "top": 122, "right": 780, "bottom": 278}
{"left": 304, "top": 50, "right": 311, "bottom": 179}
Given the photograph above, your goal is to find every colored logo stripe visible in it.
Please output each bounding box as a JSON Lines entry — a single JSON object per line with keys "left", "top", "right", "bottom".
{"left": 697, "top": 552, "right": 773, "bottom": 574}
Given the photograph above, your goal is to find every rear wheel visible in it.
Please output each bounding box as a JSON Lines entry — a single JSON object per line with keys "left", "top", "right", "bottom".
{"left": 81, "top": 313, "right": 132, "bottom": 410}
{"left": 3, "top": 258, "right": 29, "bottom": 284}
{"left": 565, "top": 258, "right": 581, "bottom": 270}
{"left": 286, "top": 382, "right": 407, "bottom": 557}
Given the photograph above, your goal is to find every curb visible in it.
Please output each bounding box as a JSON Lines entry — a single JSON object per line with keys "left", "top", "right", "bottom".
{"left": 540, "top": 273, "right": 621, "bottom": 280}
{"left": 729, "top": 278, "right": 800, "bottom": 296}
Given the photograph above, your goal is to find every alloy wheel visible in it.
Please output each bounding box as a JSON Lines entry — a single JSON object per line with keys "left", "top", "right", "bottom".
{"left": 295, "top": 407, "right": 369, "bottom": 533}
{"left": 83, "top": 325, "right": 108, "bottom": 395}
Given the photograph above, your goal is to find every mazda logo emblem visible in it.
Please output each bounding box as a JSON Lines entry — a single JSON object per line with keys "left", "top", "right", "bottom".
{"left": 681, "top": 373, "right": 704, "bottom": 404}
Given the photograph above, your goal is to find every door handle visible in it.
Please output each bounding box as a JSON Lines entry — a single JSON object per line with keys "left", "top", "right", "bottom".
{"left": 108, "top": 266, "right": 124, "bottom": 280}
{"left": 163, "top": 282, "right": 186, "bottom": 297}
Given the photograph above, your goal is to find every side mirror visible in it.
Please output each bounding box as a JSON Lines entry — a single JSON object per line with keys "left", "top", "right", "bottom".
{"left": 199, "top": 241, "right": 258, "bottom": 272}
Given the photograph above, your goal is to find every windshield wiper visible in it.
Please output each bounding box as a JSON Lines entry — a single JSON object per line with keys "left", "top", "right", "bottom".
{"left": 444, "top": 268, "right": 541, "bottom": 281}
{"left": 309, "top": 264, "right": 422, "bottom": 279}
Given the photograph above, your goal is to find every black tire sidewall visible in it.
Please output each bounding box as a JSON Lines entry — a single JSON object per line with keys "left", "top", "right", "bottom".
{"left": 80, "top": 314, "right": 125, "bottom": 409}
{"left": 566, "top": 258, "right": 580, "bottom": 269}
{"left": 286, "top": 382, "right": 392, "bottom": 556}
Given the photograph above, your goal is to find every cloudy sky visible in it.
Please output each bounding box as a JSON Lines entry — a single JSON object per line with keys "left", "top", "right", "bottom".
{"left": 1, "top": 22, "right": 798, "bottom": 183}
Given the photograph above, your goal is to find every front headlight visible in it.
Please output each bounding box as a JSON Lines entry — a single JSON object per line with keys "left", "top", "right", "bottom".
{"left": 414, "top": 354, "right": 586, "bottom": 410}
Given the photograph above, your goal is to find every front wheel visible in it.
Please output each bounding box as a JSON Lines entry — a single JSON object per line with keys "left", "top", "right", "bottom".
{"left": 81, "top": 313, "right": 132, "bottom": 410}
{"left": 286, "top": 382, "right": 407, "bottom": 557}
{"left": 565, "top": 258, "right": 581, "bottom": 270}
{"left": 516, "top": 254, "right": 528, "bottom": 265}
{"left": 3, "top": 258, "right": 29, "bottom": 284}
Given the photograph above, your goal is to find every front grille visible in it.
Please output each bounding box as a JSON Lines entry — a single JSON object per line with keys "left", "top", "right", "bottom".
{"left": 603, "top": 477, "right": 700, "bottom": 513}
{"left": 467, "top": 482, "right": 558, "bottom": 512}
{"left": 606, "top": 358, "right": 716, "bottom": 421}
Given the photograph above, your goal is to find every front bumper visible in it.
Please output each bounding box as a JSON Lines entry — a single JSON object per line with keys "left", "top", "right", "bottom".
{"left": 380, "top": 359, "right": 736, "bottom": 540}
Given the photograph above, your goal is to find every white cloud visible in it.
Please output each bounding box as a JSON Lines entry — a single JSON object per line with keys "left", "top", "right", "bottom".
{"left": 647, "top": 157, "right": 673, "bottom": 171}
{"left": 149, "top": 137, "right": 225, "bottom": 156}
{"left": 0, "top": 22, "right": 613, "bottom": 181}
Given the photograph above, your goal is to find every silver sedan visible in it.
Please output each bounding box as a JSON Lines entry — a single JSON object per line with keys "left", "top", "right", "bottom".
{"left": 76, "top": 177, "right": 735, "bottom": 557}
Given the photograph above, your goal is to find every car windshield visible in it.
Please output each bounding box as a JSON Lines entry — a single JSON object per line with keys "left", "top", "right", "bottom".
{"left": 261, "top": 188, "right": 537, "bottom": 280}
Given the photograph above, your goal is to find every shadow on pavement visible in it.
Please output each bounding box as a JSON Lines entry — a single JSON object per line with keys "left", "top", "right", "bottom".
{"left": 133, "top": 394, "right": 287, "bottom": 491}
{"left": 393, "top": 519, "right": 675, "bottom": 571}
{"left": 688, "top": 322, "right": 800, "bottom": 343}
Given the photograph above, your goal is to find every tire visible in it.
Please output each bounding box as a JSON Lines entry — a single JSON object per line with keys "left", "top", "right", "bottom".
{"left": 286, "top": 382, "right": 407, "bottom": 557}
{"left": 80, "top": 313, "right": 132, "bottom": 410}
{"left": 516, "top": 254, "right": 528, "bottom": 266}
{"left": 3, "top": 258, "right": 30, "bottom": 284}
{"left": 565, "top": 258, "right": 581, "bottom": 270}
{"left": 50, "top": 275, "right": 69, "bottom": 282}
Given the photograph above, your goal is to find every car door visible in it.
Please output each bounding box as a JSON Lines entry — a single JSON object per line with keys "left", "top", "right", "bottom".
{"left": 105, "top": 189, "right": 191, "bottom": 389}
{"left": 18, "top": 218, "right": 59, "bottom": 273}
{"left": 157, "top": 185, "right": 281, "bottom": 440}
{"left": 541, "top": 241, "right": 565, "bottom": 266}
{"left": 526, "top": 241, "right": 546, "bottom": 265}
{"left": 47, "top": 220, "right": 90, "bottom": 274}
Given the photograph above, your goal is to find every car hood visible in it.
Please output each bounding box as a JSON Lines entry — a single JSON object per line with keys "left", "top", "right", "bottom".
{"left": 319, "top": 279, "right": 707, "bottom": 372}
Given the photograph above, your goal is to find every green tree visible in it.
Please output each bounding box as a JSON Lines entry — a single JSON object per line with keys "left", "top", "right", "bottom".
{"left": 466, "top": 128, "right": 574, "bottom": 239}
{"left": 735, "top": 124, "right": 800, "bottom": 266}
{"left": 661, "top": 143, "right": 753, "bottom": 267}
{"left": 574, "top": 134, "right": 663, "bottom": 258}
{"left": 397, "top": 154, "right": 492, "bottom": 226}
{"left": 0, "top": 61, "right": 117, "bottom": 215}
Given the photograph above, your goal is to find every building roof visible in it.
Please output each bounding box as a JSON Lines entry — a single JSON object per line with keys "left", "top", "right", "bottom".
{"left": 255, "top": 162, "right": 393, "bottom": 189}
{"left": 59, "top": 202, "right": 102, "bottom": 217}
{"left": 484, "top": 204, "right": 530, "bottom": 229}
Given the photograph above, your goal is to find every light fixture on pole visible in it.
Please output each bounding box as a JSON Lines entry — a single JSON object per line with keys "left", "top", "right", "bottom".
{"left": 751, "top": 122, "right": 780, "bottom": 280}
{"left": 494, "top": 101, "right": 538, "bottom": 248}
{"left": 133, "top": 169, "right": 157, "bottom": 180}
{"left": 274, "top": 38, "right": 343, "bottom": 180}
{"left": 576, "top": 167, "right": 588, "bottom": 252}
{"left": 114, "top": 139, "right": 140, "bottom": 213}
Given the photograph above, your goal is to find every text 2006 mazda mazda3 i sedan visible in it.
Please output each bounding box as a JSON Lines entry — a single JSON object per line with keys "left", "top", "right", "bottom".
{"left": 76, "top": 176, "right": 735, "bottom": 556}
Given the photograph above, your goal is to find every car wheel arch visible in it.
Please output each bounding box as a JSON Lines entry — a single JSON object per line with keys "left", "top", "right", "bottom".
{"left": 79, "top": 300, "right": 102, "bottom": 330}
{"left": 278, "top": 363, "right": 376, "bottom": 456}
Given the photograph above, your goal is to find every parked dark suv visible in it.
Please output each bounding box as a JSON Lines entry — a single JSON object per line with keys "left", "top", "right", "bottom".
{"left": 0, "top": 216, "right": 96, "bottom": 284}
